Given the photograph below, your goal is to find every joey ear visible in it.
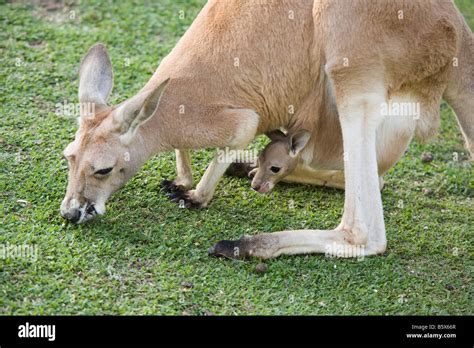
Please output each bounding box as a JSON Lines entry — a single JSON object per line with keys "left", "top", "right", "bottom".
{"left": 78, "top": 43, "right": 114, "bottom": 110}
{"left": 288, "top": 130, "right": 311, "bottom": 157}
{"left": 248, "top": 167, "right": 258, "bottom": 179}
{"left": 116, "top": 78, "right": 170, "bottom": 143}
{"left": 266, "top": 129, "right": 287, "bottom": 142}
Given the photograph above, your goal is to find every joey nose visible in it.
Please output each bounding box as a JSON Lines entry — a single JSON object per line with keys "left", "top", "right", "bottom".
{"left": 252, "top": 184, "right": 260, "bottom": 192}
{"left": 61, "top": 209, "right": 81, "bottom": 223}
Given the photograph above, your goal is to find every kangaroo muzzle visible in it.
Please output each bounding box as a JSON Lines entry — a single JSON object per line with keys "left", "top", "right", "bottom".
{"left": 60, "top": 197, "right": 104, "bottom": 224}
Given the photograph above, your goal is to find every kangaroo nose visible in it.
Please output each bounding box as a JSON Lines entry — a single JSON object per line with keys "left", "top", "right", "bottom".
{"left": 252, "top": 184, "right": 260, "bottom": 191}
{"left": 61, "top": 209, "right": 81, "bottom": 223}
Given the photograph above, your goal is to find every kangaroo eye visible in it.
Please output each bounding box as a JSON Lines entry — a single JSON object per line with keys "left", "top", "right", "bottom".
{"left": 270, "top": 166, "right": 281, "bottom": 173}
{"left": 94, "top": 167, "right": 113, "bottom": 175}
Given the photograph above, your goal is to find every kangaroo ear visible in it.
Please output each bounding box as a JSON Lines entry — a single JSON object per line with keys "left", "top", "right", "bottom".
{"left": 266, "top": 129, "right": 287, "bottom": 142}
{"left": 115, "top": 78, "right": 170, "bottom": 143}
{"left": 78, "top": 44, "right": 113, "bottom": 111}
{"left": 288, "top": 130, "right": 311, "bottom": 158}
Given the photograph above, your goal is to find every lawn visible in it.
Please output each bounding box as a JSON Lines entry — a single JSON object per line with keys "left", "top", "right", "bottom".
{"left": 0, "top": 0, "right": 472, "bottom": 315}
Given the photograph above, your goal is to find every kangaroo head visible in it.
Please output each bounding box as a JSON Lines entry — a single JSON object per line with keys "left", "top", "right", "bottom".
{"left": 250, "top": 129, "right": 311, "bottom": 193}
{"left": 60, "top": 44, "right": 169, "bottom": 223}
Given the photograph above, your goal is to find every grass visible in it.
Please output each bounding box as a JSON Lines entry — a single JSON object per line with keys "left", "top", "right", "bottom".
{"left": 0, "top": 0, "right": 472, "bottom": 315}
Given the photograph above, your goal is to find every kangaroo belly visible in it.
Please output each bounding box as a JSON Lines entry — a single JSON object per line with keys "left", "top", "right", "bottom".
{"left": 376, "top": 94, "right": 418, "bottom": 175}
{"left": 305, "top": 93, "right": 418, "bottom": 174}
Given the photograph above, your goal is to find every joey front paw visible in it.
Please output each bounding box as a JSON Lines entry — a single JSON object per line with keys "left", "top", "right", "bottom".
{"left": 225, "top": 162, "right": 257, "bottom": 179}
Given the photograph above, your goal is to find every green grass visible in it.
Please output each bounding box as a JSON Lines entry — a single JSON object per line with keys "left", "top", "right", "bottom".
{"left": 0, "top": 0, "right": 473, "bottom": 315}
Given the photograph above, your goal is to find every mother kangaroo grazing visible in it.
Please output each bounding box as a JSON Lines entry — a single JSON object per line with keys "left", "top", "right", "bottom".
{"left": 61, "top": 0, "right": 473, "bottom": 259}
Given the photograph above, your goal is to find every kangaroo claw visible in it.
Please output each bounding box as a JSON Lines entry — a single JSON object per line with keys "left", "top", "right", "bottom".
{"left": 160, "top": 179, "right": 186, "bottom": 194}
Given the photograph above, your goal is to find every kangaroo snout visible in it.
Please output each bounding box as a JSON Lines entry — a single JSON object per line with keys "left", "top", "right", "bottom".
{"left": 60, "top": 198, "right": 83, "bottom": 223}
{"left": 60, "top": 197, "right": 104, "bottom": 224}
{"left": 60, "top": 208, "right": 82, "bottom": 223}
{"left": 251, "top": 181, "right": 270, "bottom": 194}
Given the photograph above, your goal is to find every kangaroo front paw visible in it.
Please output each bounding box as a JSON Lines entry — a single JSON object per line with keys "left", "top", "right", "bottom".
{"left": 167, "top": 189, "right": 208, "bottom": 209}
{"left": 160, "top": 179, "right": 191, "bottom": 194}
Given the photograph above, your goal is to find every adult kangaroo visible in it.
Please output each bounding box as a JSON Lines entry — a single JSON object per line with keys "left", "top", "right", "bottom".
{"left": 61, "top": 0, "right": 473, "bottom": 259}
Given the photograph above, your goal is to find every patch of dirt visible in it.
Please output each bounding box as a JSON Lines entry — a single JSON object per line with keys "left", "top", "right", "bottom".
{"left": 27, "top": 39, "right": 44, "bottom": 49}
{"left": 11, "top": 0, "right": 80, "bottom": 24}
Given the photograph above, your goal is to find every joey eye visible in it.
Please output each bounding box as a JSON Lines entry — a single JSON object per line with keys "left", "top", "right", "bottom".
{"left": 94, "top": 167, "right": 113, "bottom": 175}
{"left": 270, "top": 166, "right": 281, "bottom": 174}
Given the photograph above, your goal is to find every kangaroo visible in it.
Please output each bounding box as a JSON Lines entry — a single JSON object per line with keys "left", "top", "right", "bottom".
{"left": 248, "top": 128, "right": 346, "bottom": 193}
{"left": 61, "top": 0, "right": 473, "bottom": 260}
